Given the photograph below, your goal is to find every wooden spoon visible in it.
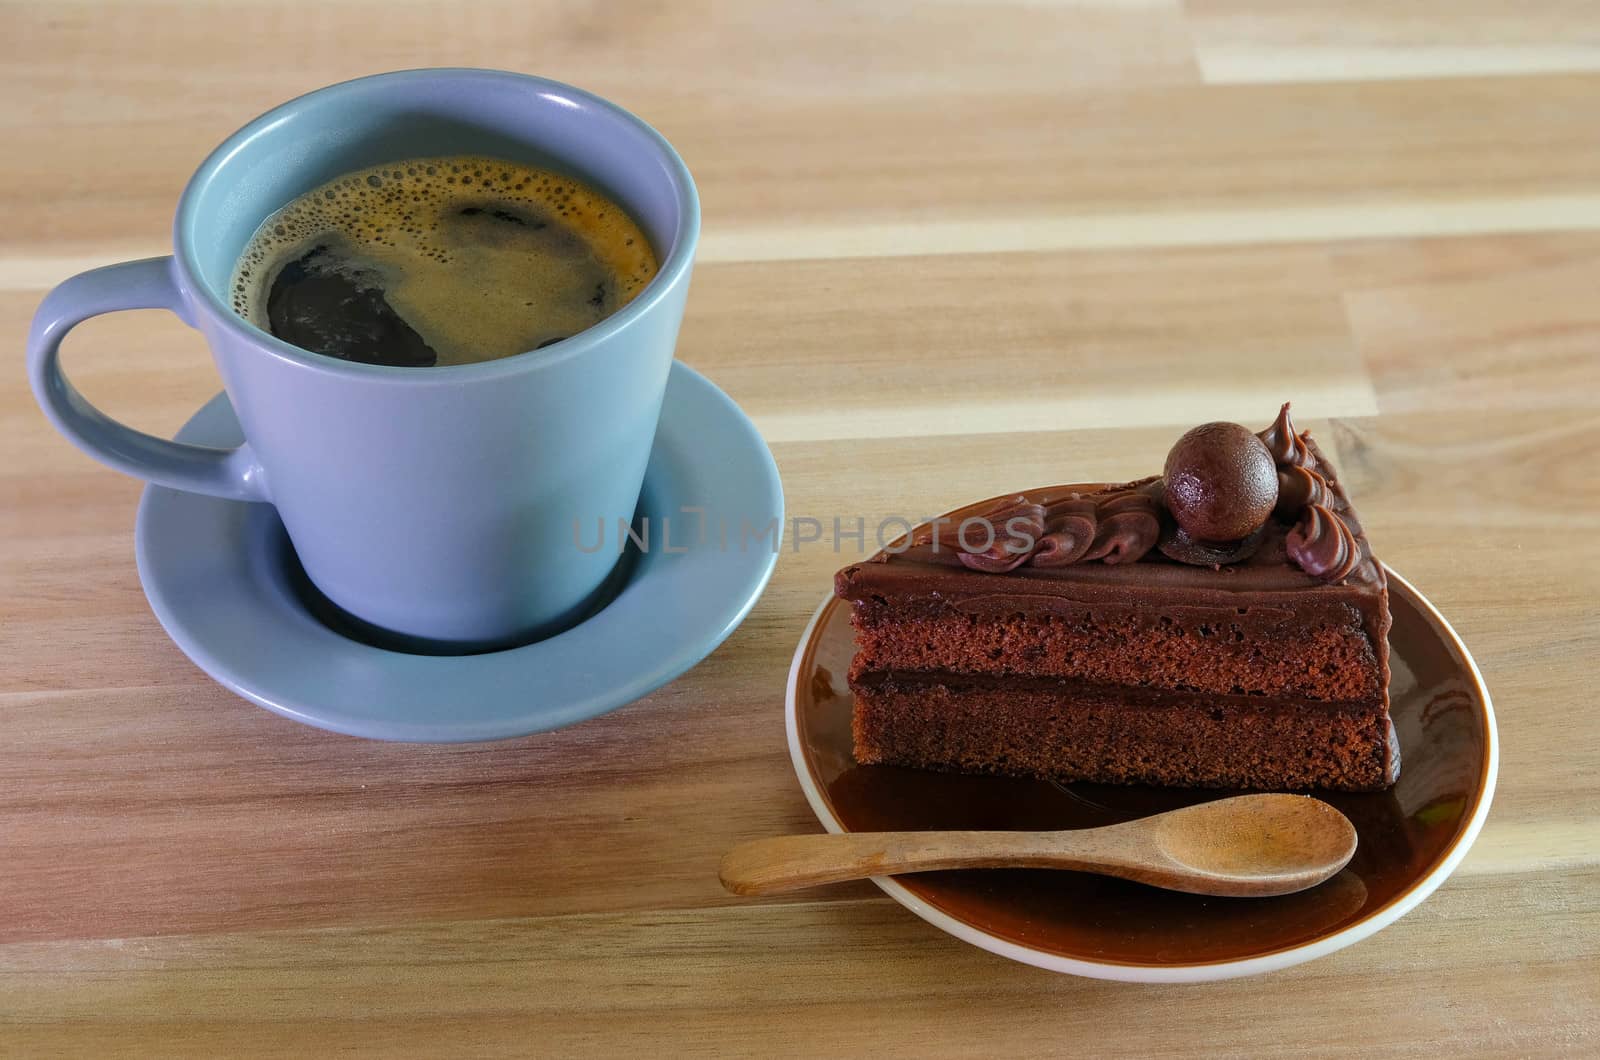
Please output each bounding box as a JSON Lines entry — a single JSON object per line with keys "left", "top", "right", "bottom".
{"left": 720, "top": 793, "right": 1356, "bottom": 898}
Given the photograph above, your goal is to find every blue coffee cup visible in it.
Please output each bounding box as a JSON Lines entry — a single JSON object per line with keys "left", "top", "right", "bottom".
{"left": 27, "top": 69, "right": 700, "bottom": 650}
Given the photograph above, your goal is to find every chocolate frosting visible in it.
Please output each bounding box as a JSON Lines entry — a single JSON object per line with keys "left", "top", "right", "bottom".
{"left": 1276, "top": 463, "right": 1330, "bottom": 519}
{"left": 1287, "top": 503, "right": 1364, "bottom": 583}
{"left": 1031, "top": 497, "right": 1098, "bottom": 568}
{"left": 891, "top": 496, "right": 1042, "bottom": 572}
{"left": 954, "top": 497, "right": 1047, "bottom": 573}
{"left": 838, "top": 472, "right": 1389, "bottom": 677}
{"left": 896, "top": 483, "right": 1161, "bottom": 572}
{"left": 1158, "top": 523, "right": 1266, "bottom": 566}
{"left": 1257, "top": 403, "right": 1367, "bottom": 584}
{"left": 880, "top": 403, "right": 1375, "bottom": 586}
{"left": 1259, "top": 402, "right": 1316, "bottom": 470}
{"left": 1077, "top": 487, "right": 1162, "bottom": 565}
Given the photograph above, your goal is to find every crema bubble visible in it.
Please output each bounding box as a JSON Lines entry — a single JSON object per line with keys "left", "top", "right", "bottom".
{"left": 230, "top": 156, "right": 659, "bottom": 367}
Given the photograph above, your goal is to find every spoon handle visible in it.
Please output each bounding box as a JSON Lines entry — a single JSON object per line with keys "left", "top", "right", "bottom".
{"left": 718, "top": 828, "right": 1138, "bottom": 896}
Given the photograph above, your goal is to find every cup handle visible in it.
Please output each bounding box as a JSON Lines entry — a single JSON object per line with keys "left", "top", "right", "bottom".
{"left": 27, "top": 256, "right": 269, "bottom": 502}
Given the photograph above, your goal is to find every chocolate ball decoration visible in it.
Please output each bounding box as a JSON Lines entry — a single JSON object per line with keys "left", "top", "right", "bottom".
{"left": 1162, "top": 422, "right": 1278, "bottom": 543}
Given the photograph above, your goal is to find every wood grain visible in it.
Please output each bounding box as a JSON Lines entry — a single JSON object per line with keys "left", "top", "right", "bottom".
{"left": 1189, "top": 0, "right": 1600, "bottom": 83}
{"left": 2, "top": 870, "right": 1596, "bottom": 1057}
{"left": 3, "top": 0, "right": 1597, "bottom": 1055}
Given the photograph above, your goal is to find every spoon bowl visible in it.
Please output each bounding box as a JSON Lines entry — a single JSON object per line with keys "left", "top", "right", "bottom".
{"left": 720, "top": 793, "right": 1357, "bottom": 898}
{"left": 1147, "top": 794, "right": 1359, "bottom": 895}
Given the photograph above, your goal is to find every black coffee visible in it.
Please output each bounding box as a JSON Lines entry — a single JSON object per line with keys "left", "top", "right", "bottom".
{"left": 230, "top": 156, "right": 658, "bottom": 367}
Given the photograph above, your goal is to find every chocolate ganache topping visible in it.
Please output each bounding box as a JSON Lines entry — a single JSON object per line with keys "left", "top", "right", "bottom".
{"left": 1260, "top": 403, "right": 1368, "bottom": 584}
{"left": 902, "top": 402, "right": 1368, "bottom": 584}
{"left": 1286, "top": 503, "right": 1362, "bottom": 582}
{"left": 1158, "top": 521, "right": 1268, "bottom": 567}
{"left": 1078, "top": 486, "right": 1163, "bottom": 565}
{"left": 1259, "top": 402, "right": 1316, "bottom": 469}
{"left": 897, "top": 483, "right": 1161, "bottom": 572}
{"left": 943, "top": 496, "right": 1046, "bottom": 573}
{"left": 1031, "top": 497, "right": 1097, "bottom": 567}
{"left": 1275, "top": 462, "right": 1331, "bottom": 519}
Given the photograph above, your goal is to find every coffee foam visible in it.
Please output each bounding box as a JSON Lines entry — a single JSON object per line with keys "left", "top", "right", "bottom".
{"left": 231, "top": 156, "right": 659, "bottom": 366}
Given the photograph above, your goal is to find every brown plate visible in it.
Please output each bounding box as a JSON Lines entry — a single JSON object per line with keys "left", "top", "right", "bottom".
{"left": 785, "top": 567, "right": 1497, "bottom": 981}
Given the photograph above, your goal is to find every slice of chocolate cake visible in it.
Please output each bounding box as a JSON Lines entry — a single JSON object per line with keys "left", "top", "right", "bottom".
{"left": 834, "top": 405, "right": 1397, "bottom": 792}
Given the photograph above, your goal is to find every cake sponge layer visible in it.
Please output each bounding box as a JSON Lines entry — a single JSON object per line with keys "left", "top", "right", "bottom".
{"left": 849, "top": 606, "right": 1383, "bottom": 702}
{"left": 852, "top": 675, "right": 1398, "bottom": 792}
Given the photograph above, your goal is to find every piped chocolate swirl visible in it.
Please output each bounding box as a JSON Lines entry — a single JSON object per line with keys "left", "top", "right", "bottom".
{"left": 1276, "top": 463, "right": 1331, "bottom": 519}
{"left": 1288, "top": 503, "right": 1364, "bottom": 583}
{"left": 912, "top": 402, "right": 1374, "bottom": 585}
{"left": 1080, "top": 486, "right": 1162, "bottom": 565}
{"left": 1031, "top": 497, "right": 1098, "bottom": 568}
{"left": 1259, "top": 402, "right": 1316, "bottom": 469}
{"left": 894, "top": 483, "right": 1161, "bottom": 572}
{"left": 1255, "top": 403, "right": 1368, "bottom": 584}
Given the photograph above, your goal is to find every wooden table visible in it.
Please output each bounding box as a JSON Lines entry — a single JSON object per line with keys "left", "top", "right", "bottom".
{"left": 4, "top": 2, "right": 1597, "bottom": 1055}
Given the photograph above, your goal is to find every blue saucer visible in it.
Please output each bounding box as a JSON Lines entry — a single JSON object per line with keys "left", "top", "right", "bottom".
{"left": 135, "top": 362, "right": 783, "bottom": 742}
